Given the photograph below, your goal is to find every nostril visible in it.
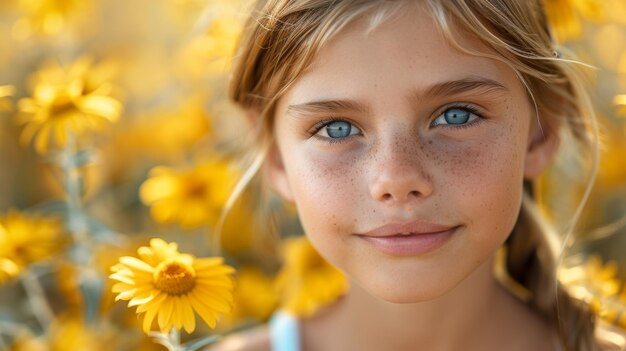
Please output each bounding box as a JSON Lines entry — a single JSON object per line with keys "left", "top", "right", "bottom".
{"left": 382, "top": 193, "right": 392, "bottom": 201}
{"left": 408, "top": 190, "right": 419, "bottom": 198}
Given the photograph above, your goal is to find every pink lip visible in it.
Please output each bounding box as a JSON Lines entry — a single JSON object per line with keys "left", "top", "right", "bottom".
{"left": 357, "top": 220, "right": 458, "bottom": 256}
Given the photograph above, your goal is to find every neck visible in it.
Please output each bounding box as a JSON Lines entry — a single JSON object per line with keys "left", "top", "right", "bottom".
{"left": 302, "top": 257, "right": 549, "bottom": 351}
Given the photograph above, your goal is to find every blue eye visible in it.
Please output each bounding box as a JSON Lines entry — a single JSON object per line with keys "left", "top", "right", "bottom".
{"left": 319, "top": 120, "right": 360, "bottom": 139}
{"left": 432, "top": 107, "right": 478, "bottom": 127}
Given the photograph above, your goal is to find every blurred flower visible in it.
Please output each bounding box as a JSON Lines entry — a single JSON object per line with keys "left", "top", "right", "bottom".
{"left": 139, "top": 159, "right": 237, "bottom": 230}
{"left": 559, "top": 255, "right": 624, "bottom": 324}
{"left": 274, "top": 236, "right": 348, "bottom": 317}
{"left": 0, "top": 210, "right": 66, "bottom": 284}
{"left": 49, "top": 315, "right": 118, "bottom": 351}
{"left": 110, "top": 238, "right": 235, "bottom": 333}
{"left": 615, "top": 94, "right": 626, "bottom": 117}
{"left": 17, "top": 57, "right": 122, "bottom": 154}
{"left": 176, "top": 2, "right": 244, "bottom": 79}
{"left": 9, "top": 330, "right": 47, "bottom": 351}
{"left": 10, "top": 314, "right": 119, "bottom": 351}
{"left": 0, "top": 85, "right": 15, "bottom": 112}
{"left": 222, "top": 266, "right": 278, "bottom": 327}
{"left": 12, "top": 0, "right": 89, "bottom": 38}
{"left": 56, "top": 244, "right": 125, "bottom": 316}
{"left": 544, "top": 0, "right": 604, "bottom": 42}
{"left": 102, "top": 96, "right": 213, "bottom": 184}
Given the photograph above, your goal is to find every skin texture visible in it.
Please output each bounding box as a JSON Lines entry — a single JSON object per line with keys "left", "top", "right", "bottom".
{"left": 269, "top": 4, "right": 556, "bottom": 305}
{"left": 211, "top": 3, "right": 561, "bottom": 351}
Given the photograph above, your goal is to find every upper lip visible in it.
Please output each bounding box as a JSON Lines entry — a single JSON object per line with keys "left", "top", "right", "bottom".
{"left": 358, "top": 220, "right": 455, "bottom": 237}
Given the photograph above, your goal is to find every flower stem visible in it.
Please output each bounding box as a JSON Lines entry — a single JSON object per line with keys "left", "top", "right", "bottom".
{"left": 169, "top": 328, "right": 182, "bottom": 351}
{"left": 149, "top": 328, "right": 183, "bottom": 351}
{"left": 20, "top": 270, "right": 55, "bottom": 330}
{"left": 61, "top": 134, "right": 88, "bottom": 247}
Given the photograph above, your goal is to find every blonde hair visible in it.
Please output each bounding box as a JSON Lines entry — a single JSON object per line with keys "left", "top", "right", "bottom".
{"left": 228, "top": 1, "right": 606, "bottom": 349}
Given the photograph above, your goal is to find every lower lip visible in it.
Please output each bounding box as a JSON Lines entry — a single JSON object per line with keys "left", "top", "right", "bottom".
{"left": 358, "top": 227, "right": 457, "bottom": 256}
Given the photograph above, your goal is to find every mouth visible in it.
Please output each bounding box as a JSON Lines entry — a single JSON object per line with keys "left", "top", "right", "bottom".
{"left": 356, "top": 220, "right": 459, "bottom": 256}
{"left": 358, "top": 219, "right": 457, "bottom": 238}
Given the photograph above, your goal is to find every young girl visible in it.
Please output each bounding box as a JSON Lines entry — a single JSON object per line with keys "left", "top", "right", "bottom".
{"left": 213, "top": 0, "right": 621, "bottom": 350}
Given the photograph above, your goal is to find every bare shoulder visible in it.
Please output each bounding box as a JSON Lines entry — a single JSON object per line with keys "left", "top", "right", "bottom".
{"left": 205, "top": 326, "right": 272, "bottom": 351}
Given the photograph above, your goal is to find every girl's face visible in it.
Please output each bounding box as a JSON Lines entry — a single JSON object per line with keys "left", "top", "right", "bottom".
{"left": 269, "top": 5, "right": 557, "bottom": 303}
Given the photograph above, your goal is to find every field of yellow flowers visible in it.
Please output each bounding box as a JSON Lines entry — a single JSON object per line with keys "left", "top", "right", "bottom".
{"left": 0, "top": 0, "right": 626, "bottom": 349}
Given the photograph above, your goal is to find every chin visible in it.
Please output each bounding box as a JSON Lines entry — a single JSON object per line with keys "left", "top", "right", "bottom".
{"left": 354, "top": 275, "right": 459, "bottom": 304}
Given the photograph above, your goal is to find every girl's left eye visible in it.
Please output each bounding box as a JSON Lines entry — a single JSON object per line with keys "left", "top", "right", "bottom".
{"left": 431, "top": 107, "right": 479, "bottom": 127}
{"left": 316, "top": 120, "right": 361, "bottom": 139}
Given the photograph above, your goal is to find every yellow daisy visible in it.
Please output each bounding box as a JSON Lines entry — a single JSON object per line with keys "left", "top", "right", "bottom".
{"left": 110, "top": 238, "right": 235, "bottom": 334}
{"left": 139, "top": 159, "right": 237, "bottom": 229}
{"left": 0, "top": 210, "right": 66, "bottom": 284}
{"left": 274, "top": 236, "right": 348, "bottom": 317}
{"left": 17, "top": 57, "right": 122, "bottom": 154}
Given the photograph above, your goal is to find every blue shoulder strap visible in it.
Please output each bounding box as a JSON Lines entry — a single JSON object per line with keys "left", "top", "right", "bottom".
{"left": 269, "top": 311, "right": 300, "bottom": 351}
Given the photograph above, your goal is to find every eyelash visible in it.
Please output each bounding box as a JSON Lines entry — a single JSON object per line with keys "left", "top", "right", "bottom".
{"left": 308, "top": 117, "right": 360, "bottom": 144}
{"left": 308, "top": 104, "right": 484, "bottom": 143}
{"left": 430, "top": 104, "right": 483, "bottom": 130}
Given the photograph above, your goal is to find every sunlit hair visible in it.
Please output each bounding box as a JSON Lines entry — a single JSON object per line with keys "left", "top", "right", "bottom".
{"left": 227, "top": 1, "right": 610, "bottom": 349}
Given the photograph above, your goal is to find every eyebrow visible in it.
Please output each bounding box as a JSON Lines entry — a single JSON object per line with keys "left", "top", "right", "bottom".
{"left": 286, "top": 99, "right": 369, "bottom": 118}
{"left": 420, "top": 75, "right": 509, "bottom": 99}
{"left": 285, "top": 76, "right": 508, "bottom": 117}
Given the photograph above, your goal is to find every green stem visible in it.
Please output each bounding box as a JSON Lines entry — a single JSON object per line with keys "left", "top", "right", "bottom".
{"left": 150, "top": 328, "right": 183, "bottom": 351}
{"left": 20, "top": 270, "right": 54, "bottom": 329}
{"left": 169, "top": 328, "right": 182, "bottom": 351}
{"left": 62, "top": 134, "right": 88, "bottom": 247}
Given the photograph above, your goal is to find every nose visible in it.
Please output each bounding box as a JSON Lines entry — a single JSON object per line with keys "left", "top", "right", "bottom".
{"left": 369, "top": 146, "right": 433, "bottom": 205}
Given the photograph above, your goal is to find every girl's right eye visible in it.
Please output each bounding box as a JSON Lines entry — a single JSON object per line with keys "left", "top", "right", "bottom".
{"left": 315, "top": 120, "right": 361, "bottom": 140}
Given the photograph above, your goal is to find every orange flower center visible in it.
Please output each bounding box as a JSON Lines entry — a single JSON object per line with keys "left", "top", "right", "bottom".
{"left": 153, "top": 258, "right": 196, "bottom": 295}
{"left": 185, "top": 179, "right": 207, "bottom": 199}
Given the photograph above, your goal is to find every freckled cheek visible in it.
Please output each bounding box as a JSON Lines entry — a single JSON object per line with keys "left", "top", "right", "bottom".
{"left": 427, "top": 139, "right": 525, "bottom": 225}
{"left": 286, "top": 149, "right": 365, "bottom": 234}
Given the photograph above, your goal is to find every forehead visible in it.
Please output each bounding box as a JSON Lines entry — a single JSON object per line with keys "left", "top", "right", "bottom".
{"left": 279, "top": 3, "right": 525, "bottom": 106}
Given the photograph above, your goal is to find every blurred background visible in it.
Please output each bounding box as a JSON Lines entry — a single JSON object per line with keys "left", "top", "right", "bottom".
{"left": 0, "top": 0, "right": 625, "bottom": 349}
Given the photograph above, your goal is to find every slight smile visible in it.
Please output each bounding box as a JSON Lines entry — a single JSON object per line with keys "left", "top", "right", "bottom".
{"left": 356, "top": 220, "right": 460, "bottom": 256}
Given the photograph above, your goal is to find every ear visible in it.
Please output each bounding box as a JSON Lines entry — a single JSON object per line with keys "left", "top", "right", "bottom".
{"left": 523, "top": 118, "right": 560, "bottom": 179}
{"left": 265, "top": 142, "right": 295, "bottom": 202}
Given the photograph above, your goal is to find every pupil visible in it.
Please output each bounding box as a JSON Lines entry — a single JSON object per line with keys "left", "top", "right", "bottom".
{"left": 444, "top": 109, "right": 470, "bottom": 124}
{"left": 326, "top": 121, "right": 351, "bottom": 138}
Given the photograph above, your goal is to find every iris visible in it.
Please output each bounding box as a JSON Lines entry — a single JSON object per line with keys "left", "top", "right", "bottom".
{"left": 443, "top": 108, "right": 470, "bottom": 124}
{"left": 326, "top": 121, "right": 353, "bottom": 138}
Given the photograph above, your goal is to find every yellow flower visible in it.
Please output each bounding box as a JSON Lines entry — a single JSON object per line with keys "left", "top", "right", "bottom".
{"left": 110, "top": 238, "right": 235, "bottom": 333}
{"left": 0, "top": 210, "right": 66, "bottom": 283}
{"left": 13, "top": 0, "right": 89, "bottom": 38}
{"left": 544, "top": 0, "right": 604, "bottom": 42}
{"left": 274, "top": 236, "right": 348, "bottom": 317}
{"left": 221, "top": 266, "right": 278, "bottom": 327}
{"left": 17, "top": 57, "right": 122, "bottom": 154}
{"left": 0, "top": 85, "right": 15, "bottom": 112}
{"left": 139, "top": 160, "right": 237, "bottom": 229}
{"left": 176, "top": 1, "right": 245, "bottom": 78}
{"left": 559, "top": 255, "right": 624, "bottom": 324}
